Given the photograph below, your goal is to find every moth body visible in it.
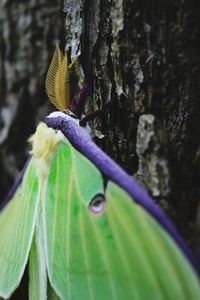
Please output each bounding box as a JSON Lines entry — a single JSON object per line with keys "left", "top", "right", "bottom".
{"left": 29, "top": 122, "right": 65, "bottom": 182}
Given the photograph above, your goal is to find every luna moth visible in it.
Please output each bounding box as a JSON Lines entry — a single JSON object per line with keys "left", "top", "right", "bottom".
{"left": 0, "top": 46, "right": 200, "bottom": 300}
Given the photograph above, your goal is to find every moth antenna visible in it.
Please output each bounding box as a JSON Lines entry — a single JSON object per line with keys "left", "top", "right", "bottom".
{"left": 45, "top": 45, "right": 70, "bottom": 111}
{"left": 55, "top": 53, "right": 70, "bottom": 110}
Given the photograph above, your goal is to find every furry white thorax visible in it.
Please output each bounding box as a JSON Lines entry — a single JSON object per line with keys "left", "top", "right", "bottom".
{"left": 29, "top": 111, "right": 92, "bottom": 182}
{"left": 29, "top": 122, "right": 65, "bottom": 182}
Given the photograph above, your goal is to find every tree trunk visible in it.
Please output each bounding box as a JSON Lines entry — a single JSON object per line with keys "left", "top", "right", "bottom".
{"left": 75, "top": 0, "right": 200, "bottom": 258}
{"left": 0, "top": 0, "right": 200, "bottom": 296}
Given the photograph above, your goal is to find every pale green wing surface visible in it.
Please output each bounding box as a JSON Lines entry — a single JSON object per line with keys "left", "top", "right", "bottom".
{"left": 29, "top": 233, "right": 46, "bottom": 300}
{"left": 44, "top": 141, "right": 200, "bottom": 300}
{"left": 105, "top": 181, "right": 200, "bottom": 299}
{"left": 44, "top": 141, "right": 104, "bottom": 299}
{"left": 0, "top": 159, "right": 39, "bottom": 299}
{"left": 29, "top": 210, "right": 47, "bottom": 300}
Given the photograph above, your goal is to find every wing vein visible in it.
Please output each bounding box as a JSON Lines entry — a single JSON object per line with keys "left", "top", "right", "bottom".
{"left": 70, "top": 146, "right": 94, "bottom": 300}
{"left": 109, "top": 195, "right": 165, "bottom": 299}
{"left": 71, "top": 149, "right": 117, "bottom": 300}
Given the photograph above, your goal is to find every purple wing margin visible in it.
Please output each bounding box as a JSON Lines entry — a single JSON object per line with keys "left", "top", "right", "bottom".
{"left": 0, "top": 158, "right": 30, "bottom": 211}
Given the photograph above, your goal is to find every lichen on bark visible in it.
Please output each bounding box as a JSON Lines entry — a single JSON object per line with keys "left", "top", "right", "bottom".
{"left": 63, "top": 0, "right": 83, "bottom": 59}
{"left": 135, "top": 114, "right": 171, "bottom": 215}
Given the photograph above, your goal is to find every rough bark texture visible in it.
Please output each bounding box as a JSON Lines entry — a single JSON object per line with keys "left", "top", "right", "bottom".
{"left": 0, "top": 0, "right": 200, "bottom": 296}
{"left": 77, "top": 0, "right": 200, "bottom": 257}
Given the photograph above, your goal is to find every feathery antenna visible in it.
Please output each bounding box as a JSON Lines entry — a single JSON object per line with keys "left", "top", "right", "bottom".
{"left": 45, "top": 45, "right": 70, "bottom": 111}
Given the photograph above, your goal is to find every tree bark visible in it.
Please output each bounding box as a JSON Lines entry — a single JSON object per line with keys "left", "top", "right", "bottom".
{"left": 0, "top": 0, "right": 200, "bottom": 296}
{"left": 77, "top": 0, "right": 200, "bottom": 258}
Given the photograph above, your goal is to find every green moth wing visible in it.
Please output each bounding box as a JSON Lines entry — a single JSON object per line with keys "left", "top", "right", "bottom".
{"left": 105, "top": 181, "right": 200, "bottom": 299}
{"left": 29, "top": 234, "right": 44, "bottom": 300}
{"left": 44, "top": 141, "right": 104, "bottom": 299}
{"left": 28, "top": 212, "right": 47, "bottom": 300}
{"left": 43, "top": 135, "right": 200, "bottom": 300}
{"left": 0, "top": 159, "right": 39, "bottom": 299}
{"left": 1, "top": 113, "right": 200, "bottom": 299}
